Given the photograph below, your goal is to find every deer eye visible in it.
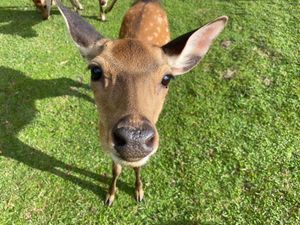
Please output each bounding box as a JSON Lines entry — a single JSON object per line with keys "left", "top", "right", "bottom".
{"left": 90, "top": 66, "right": 103, "bottom": 81}
{"left": 161, "top": 74, "right": 174, "bottom": 87}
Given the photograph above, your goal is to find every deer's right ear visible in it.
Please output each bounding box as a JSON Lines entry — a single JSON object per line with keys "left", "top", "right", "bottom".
{"left": 56, "top": 0, "right": 106, "bottom": 59}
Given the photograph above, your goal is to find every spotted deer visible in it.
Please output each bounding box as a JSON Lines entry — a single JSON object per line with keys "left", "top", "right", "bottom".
{"left": 56, "top": 0, "right": 228, "bottom": 206}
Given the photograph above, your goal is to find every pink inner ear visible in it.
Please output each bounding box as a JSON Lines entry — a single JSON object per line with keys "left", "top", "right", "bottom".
{"left": 170, "top": 17, "right": 228, "bottom": 75}
{"left": 198, "top": 27, "right": 217, "bottom": 47}
{"left": 192, "top": 19, "right": 227, "bottom": 56}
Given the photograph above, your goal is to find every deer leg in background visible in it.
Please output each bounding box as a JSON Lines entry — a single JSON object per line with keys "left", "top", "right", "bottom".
{"left": 104, "top": 0, "right": 118, "bottom": 14}
{"left": 98, "top": 0, "right": 106, "bottom": 21}
{"left": 70, "top": 0, "right": 83, "bottom": 11}
{"left": 46, "top": 0, "right": 52, "bottom": 16}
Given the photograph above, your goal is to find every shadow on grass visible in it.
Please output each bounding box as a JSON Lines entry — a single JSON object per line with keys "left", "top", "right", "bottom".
{"left": 82, "top": 15, "right": 100, "bottom": 21}
{"left": 0, "top": 66, "right": 132, "bottom": 201}
{"left": 161, "top": 220, "right": 208, "bottom": 225}
{"left": 162, "top": 220, "right": 218, "bottom": 225}
{"left": 0, "top": 6, "right": 58, "bottom": 38}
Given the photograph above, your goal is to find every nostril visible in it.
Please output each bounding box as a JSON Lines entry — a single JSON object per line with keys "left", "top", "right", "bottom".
{"left": 145, "top": 135, "right": 155, "bottom": 148}
{"left": 113, "top": 130, "right": 127, "bottom": 147}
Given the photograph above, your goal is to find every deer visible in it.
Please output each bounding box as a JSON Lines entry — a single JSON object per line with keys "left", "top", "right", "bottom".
{"left": 98, "top": 0, "right": 118, "bottom": 21}
{"left": 33, "top": 0, "right": 83, "bottom": 20}
{"left": 55, "top": 0, "right": 228, "bottom": 206}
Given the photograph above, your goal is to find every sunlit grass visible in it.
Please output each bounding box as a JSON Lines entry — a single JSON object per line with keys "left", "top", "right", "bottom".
{"left": 0, "top": 0, "right": 299, "bottom": 224}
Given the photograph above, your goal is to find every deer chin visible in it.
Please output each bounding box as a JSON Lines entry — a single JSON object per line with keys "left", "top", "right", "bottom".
{"left": 109, "top": 147, "right": 158, "bottom": 167}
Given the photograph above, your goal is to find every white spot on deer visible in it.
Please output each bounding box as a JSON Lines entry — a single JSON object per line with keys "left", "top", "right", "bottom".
{"left": 149, "top": 22, "right": 154, "bottom": 27}
{"left": 157, "top": 16, "right": 163, "bottom": 24}
{"left": 147, "top": 36, "right": 154, "bottom": 41}
{"left": 153, "top": 32, "right": 158, "bottom": 37}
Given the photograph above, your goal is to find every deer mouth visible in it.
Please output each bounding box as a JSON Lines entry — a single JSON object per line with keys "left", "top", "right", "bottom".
{"left": 110, "top": 152, "right": 153, "bottom": 167}
{"left": 109, "top": 143, "right": 158, "bottom": 167}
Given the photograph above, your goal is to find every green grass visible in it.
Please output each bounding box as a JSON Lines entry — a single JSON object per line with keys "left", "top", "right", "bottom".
{"left": 0, "top": 0, "right": 299, "bottom": 224}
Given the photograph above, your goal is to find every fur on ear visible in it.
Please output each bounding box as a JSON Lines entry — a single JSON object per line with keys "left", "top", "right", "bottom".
{"left": 162, "top": 16, "right": 228, "bottom": 75}
{"left": 56, "top": 0, "right": 105, "bottom": 59}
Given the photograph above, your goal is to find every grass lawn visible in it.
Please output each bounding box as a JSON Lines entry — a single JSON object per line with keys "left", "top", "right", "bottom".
{"left": 0, "top": 0, "right": 299, "bottom": 224}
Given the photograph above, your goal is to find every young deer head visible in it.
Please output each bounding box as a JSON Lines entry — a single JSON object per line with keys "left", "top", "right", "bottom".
{"left": 56, "top": 0, "right": 228, "bottom": 206}
{"left": 33, "top": 0, "right": 52, "bottom": 20}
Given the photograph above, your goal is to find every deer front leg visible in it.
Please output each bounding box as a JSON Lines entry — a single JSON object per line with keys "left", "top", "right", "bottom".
{"left": 105, "top": 162, "right": 122, "bottom": 206}
{"left": 70, "top": 0, "right": 83, "bottom": 11}
{"left": 99, "top": 4, "right": 106, "bottom": 21}
{"left": 134, "top": 167, "right": 144, "bottom": 202}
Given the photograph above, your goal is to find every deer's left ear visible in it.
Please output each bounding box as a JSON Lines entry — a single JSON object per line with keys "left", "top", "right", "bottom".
{"left": 162, "top": 16, "right": 228, "bottom": 76}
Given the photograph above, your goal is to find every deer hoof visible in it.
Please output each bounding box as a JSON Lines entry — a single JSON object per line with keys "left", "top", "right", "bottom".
{"left": 135, "top": 188, "right": 144, "bottom": 202}
{"left": 98, "top": 14, "right": 106, "bottom": 22}
{"left": 98, "top": 17, "right": 107, "bottom": 22}
{"left": 105, "top": 193, "right": 115, "bottom": 206}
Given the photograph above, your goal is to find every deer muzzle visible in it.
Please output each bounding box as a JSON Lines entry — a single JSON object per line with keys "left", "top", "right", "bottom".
{"left": 112, "top": 115, "right": 156, "bottom": 162}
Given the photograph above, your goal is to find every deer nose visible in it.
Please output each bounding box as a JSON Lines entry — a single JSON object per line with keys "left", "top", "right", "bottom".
{"left": 112, "top": 123, "right": 156, "bottom": 161}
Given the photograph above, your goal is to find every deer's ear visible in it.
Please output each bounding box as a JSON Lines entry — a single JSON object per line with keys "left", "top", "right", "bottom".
{"left": 56, "top": 0, "right": 107, "bottom": 59}
{"left": 162, "top": 16, "right": 228, "bottom": 76}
